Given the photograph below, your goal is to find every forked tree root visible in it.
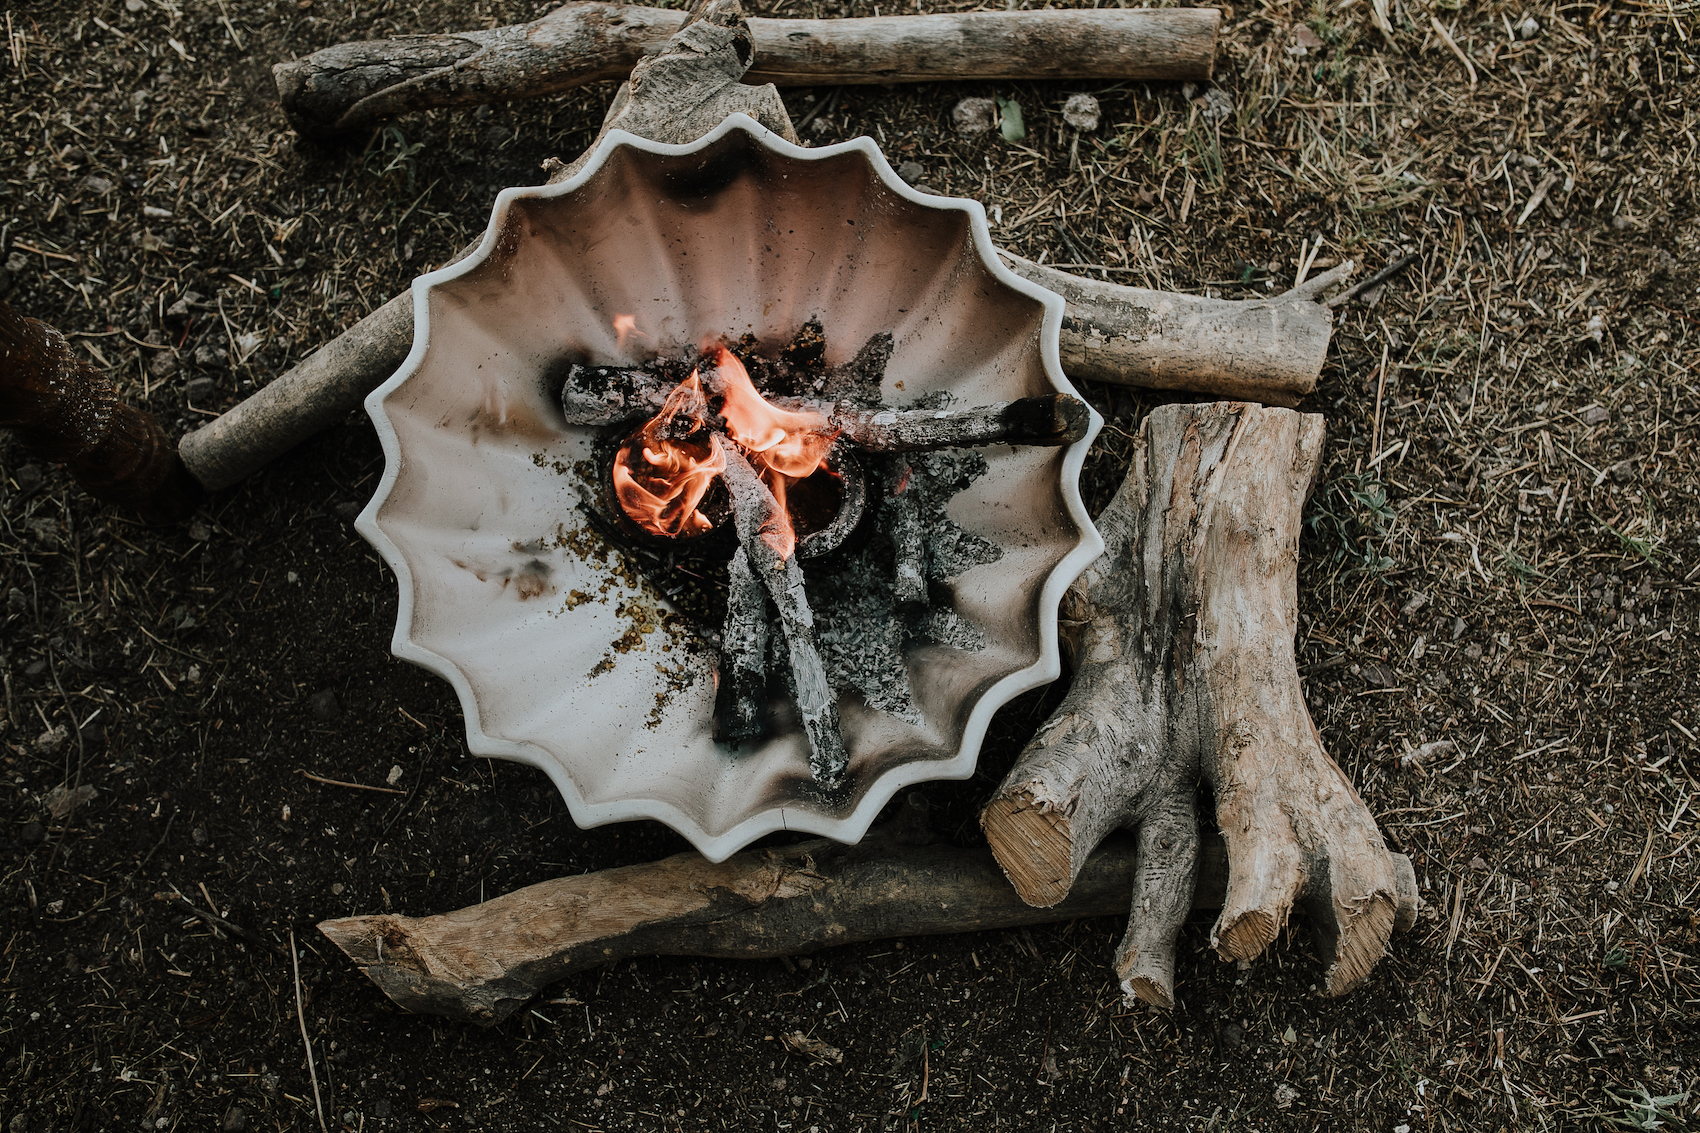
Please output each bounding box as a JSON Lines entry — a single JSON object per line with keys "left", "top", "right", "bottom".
{"left": 982, "top": 401, "right": 1413, "bottom": 1008}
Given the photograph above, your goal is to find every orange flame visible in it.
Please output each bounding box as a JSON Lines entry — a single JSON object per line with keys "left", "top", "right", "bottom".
{"left": 612, "top": 314, "right": 643, "bottom": 353}
{"left": 611, "top": 372, "right": 726, "bottom": 538}
{"left": 706, "top": 346, "right": 837, "bottom": 559}
{"left": 611, "top": 345, "right": 838, "bottom": 559}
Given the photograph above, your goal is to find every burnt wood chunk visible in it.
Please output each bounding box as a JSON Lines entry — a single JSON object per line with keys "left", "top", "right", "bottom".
{"left": 824, "top": 393, "right": 1090, "bottom": 452}
{"left": 714, "top": 439, "right": 847, "bottom": 786}
{"left": 714, "top": 545, "right": 771, "bottom": 746}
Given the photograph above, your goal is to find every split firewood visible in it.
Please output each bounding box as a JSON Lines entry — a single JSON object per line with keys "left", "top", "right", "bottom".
{"left": 564, "top": 362, "right": 1089, "bottom": 450}
{"left": 715, "top": 438, "right": 847, "bottom": 786}
{"left": 980, "top": 401, "right": 1411, "bottom": 1009}
{"left": 317, "top": 797, "right": 1418, "bottom": 1026}
{"left": 275, "top": 4, "right": 1219, "bottom": 140}
{"left": 715, "top": 545, "right": 771, "bottom": 745}
{"left": 176, "top": 0, "right": 791, "bottom": 493}
{"left": 1000, "top": 254, "right": 1355, "bottom": 409}
{"left": 0, "top": 298, "right": 202, "bottom": 523}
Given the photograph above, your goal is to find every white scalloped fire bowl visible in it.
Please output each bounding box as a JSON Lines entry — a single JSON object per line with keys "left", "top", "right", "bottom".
{"left": 357, "top": 117, "right": 1101, "bottom": 861}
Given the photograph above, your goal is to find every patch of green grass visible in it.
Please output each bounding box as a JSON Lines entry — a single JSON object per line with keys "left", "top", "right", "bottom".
{"left": 365, "top": 126, "right": 427, "bottom": 192}
{"left": 1603, "top": 1083, "right": 1689, "bottom": 1131}
{"left": 1307, "top": 469, "right": 1398, "bottom": 574}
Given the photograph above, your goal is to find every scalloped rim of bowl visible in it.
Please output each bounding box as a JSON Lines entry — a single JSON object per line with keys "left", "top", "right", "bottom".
{"left": 356, "top": 114, "right": 1103, "bottom": 862}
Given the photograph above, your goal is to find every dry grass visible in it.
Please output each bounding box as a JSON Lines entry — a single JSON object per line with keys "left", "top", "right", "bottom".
{"left": 1, "top": 0, "right": 1697, "bottom": 1130}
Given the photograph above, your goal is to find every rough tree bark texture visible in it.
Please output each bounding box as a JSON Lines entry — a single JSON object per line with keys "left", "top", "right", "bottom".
{"left": 318, "top": 799, "right": 1419, "bottom": 1026}
{"left": 981, "top": 402, "right": 1409, "bottom": 1008}
{"left": 275, "top": 5, "right": 1219, "bottom": 139}
{"left": 999, "top": 255, "right": 1352, "bottom": 408}
{"left": 177, "top": 0, "right": 789, "bottom": 492}
{"left": 0, "top": 298, "right": 202, "bottom": 523}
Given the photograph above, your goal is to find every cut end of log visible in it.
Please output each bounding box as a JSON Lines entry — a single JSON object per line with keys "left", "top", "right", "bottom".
{"left": 1319, "top": 892, "right": 1398, "bottom": 997}
{"left": 1212, "top": 907, "right": 1282, "bottom": 963}
{"left": 981, "top": 791, "right": 1075, "bottom": 908}
{"left": 1119, "top": 973, "right": 1175, "bottom": 1011}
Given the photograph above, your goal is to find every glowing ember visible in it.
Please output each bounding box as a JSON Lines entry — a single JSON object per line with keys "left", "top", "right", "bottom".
{"left": 611, "top": 372, "right": 726, "bottom": 538}
{"left": 611, "top": 345, "right": 838, "bottom": 558}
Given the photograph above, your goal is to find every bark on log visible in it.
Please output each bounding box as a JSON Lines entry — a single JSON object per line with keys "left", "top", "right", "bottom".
{"left": 318, "top": 804, "right": 1417, "bottom": 1026}
{"left": 275, "top": 5, "right": 1220, "bottom": 140}
{"left": 176, "top": 0, "right": 790, "bottom": 492}
{"left": 0, "top": 298, "right": 202, "bottom": 523}
{"left": 981, "top": 401, "right": 1406, "bottom": 1008}
{"left": 999, "top": 255, "right": 1353, "bottom": 408}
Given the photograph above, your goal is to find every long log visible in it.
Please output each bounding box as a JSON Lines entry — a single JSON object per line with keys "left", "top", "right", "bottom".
{"left": 318, "top": 809, "right": 1418, "bottom": 1026}
{"left": 999, "top": 255, "right": 1352, "bottom": 408}
{"left": 275, "top": 5, "right": 1220, "bottom": 140}
{"left": 981, "top": 402, "right": 1408, "bottom": 1009}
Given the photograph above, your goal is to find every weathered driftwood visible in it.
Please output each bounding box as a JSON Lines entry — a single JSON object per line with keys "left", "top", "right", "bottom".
{"left": 275, "top": 4, "right": 1220, "bottom": 140}
{"left": 999, "top": 255, "right": 1354, "bottom": 408}
{"left": 981, "top": 402, "right": 1410, "bottom": 1009}
{"left": 318, "top": 802, "right": 1418, "bottom": 1026}
{"left": 177, "top": 0, "right": 790, "bottom": 492}
{"left": 716, "top": 438, "right": 846, "bottom": 786}
{"left": 0, "top": 298, "right": 202, "bottom": 523}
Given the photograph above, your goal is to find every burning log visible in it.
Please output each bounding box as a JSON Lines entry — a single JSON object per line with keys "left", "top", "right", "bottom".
{"left": 714, "top": 438, "right": 847, "bottom": 786}
{"left": 274, "top": 5, "right": 1220, "bottom": 140}
{"left": 317, "top": 797, "right": 1419, "bottom": 1026}
{"left": 0, "top": 298, "right": 201, "bottom": 523}
{"left": 980, "top": 401, "right": 1411, "bottom": 1008}
{"left": 563, "top": 361, "right": 1089, "bottom": 451}
{"left": 714, "top": 545, "right": 771, "bottom": 746}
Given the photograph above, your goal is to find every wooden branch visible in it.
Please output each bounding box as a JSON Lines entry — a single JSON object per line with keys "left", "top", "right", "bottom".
{"left": 318, "top": 802, "right": 1417, "bottom": 1026}
{"left": 176, "top": 0, "right": 789, "bottom": 492}
{"left": 563, "top": 362, "right": 1090, "bottom": 450}
{"left": 998, "top": 255, "right": 1354, "bottom": 408}
{"left": 275, "top": 4, "right": 1220, "bottom": 140}
{"left": 0, "top": 298, "right": 202, "bottom": 523}
{"left": 716, "top": 438, "right": 846, "bottom": 786}
{"left": 982, "top": 401, "right": 1409, "bottom": 1008}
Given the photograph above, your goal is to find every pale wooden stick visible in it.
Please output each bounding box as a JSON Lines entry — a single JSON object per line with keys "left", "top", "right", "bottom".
{"left": 275, "top": 5, "right": 1220, "bottom": 139}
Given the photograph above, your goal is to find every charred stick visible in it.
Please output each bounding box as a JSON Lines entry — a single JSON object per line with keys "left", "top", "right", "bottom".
{"left": 714, "top": 438, "right": 846, "bottom": 786}
{"left": 822, "top": 393, "right": 1090, "bottom": 451}
{"left": 714, "top": 545, "right": 771, "bottom": 746}
{"left": 564, "top": 362, "right": 1087, "bottom": 450}
{"left": 882, "top": 460, "right": 927, "bottom": 606}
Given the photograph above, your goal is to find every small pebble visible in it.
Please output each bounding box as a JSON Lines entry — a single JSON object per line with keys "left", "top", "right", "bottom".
{"left": 1516, "top": 15, "right": 1540, "bottom": 38}
{"left": 19, "top": 821, "right": 45, "bottom": 846}
{"left": 1062, "top": 93, "right": 1100, "bottom": 133}
{"left": 895, "top": 160, "right": 924, "bottom": 184}
{"left": 1221, "top": 1022, "right": 1245, "bottom": 1050}
{"left": 185, "top": 376, "right": 217, "bottom": 403}
{"left": 14, "top": 464, "right": 43, "bottom": 494}
{"left": 220, "top": 1106, "right": 246, "bottom": 1132}
{"left": 950, "top": 97, "right": 997, "bottom": 137}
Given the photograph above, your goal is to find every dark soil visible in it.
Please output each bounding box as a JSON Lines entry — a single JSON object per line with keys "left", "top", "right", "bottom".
{"left": 2, "top": 0, "right": 1696, "bottom": 1130}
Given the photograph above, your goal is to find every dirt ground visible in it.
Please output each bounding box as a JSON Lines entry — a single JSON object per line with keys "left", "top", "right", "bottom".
{"left": 2, "top": 0, "right": 1697, "bottom": 1129}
